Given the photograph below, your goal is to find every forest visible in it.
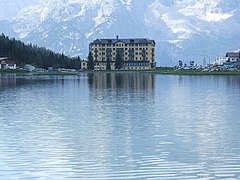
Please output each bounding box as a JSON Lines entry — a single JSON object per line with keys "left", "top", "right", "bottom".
{"left": 0, "top": 33, "right": 81, "bottom": 69}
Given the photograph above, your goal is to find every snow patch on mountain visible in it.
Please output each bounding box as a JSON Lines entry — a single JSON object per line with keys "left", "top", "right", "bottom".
{"left": 179, "top": 0, "right": 235, "bottom": 22}
{"left": 2, "top": 0, "right": 239, "bottom": 65}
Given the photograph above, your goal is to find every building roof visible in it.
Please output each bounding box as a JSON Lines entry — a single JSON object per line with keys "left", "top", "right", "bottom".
{"left": 91, "top": 38, "right": 155, "bottom": 45}
{"left": 0, "top": 57, "right": 8, "bottom": 61}
{"left": 226, "top": 51, "right": 240, "bottom": 58}
{"left": 0, "top": 57, "right": 16, "bottom": 64}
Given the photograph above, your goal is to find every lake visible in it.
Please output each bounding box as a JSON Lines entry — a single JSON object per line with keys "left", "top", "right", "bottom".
{"left": 0, "top": 72, "right": 240, "bottom": 179}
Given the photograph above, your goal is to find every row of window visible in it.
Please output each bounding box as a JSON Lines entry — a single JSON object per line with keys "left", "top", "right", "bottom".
{"left": 124, "top": 63, "right": 149, "bottom": 67}
{"left": 94, "top": 63, "right": 149, "bottom": 67}
{"left": 94, "top": 47, "right": 149, "bottom": 51}
{"left": 97, "top": 57, "right": 149, "bottom": 61}
{"left": 96, "top": 52, "right": 149, "bottom": 56}
{"left": 94, "top": 43, "right": 151, "bottom": 47}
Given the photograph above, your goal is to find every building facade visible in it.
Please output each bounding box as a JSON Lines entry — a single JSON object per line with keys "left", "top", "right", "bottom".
{"left": 0, "top": 57, "right": 16, "bottom": 69}
{"left": 80, "top": 60, "right": 88, "bottom": 70}
{"left": 226, "top": 51, "right": 240, "bottom": 62}
{"left": 89, "top": 36, "right": 156, "bottom": 70}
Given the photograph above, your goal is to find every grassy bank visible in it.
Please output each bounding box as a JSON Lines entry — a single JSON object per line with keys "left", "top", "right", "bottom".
{"left": 0, "top": 69, "right": 79, "bottom": 75}
{"left": 0, "top": 69, "right": 29, "bottom": 73}
{"left": 33, "top": 72, "right": 78, "bottom": 76}
{"left": 145, "top": 67, "right": 240, "bottom": 75}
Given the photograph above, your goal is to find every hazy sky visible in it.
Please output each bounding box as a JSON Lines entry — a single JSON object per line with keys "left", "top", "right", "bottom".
{"left": 0, "top": 0, "right": 38, "bottom": 20}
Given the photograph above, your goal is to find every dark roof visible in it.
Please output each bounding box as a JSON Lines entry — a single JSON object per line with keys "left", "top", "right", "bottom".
{"left": 91, "top": 38, "right": 155, "bottom": 45}
{"left": 0, "top": 57, "right": 16, "bottom": 64}
{"left": 0, "top": 57, "right": 9, "bottom": 61}
{"left": 226, "top": 51, "right": 240, "bottom": 58}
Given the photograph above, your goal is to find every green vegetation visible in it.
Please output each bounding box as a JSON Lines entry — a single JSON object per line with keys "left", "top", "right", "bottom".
{"left": 0, "top": 33, "right": 81, "bottom": 69}
{"left": 146, "top": 67, "right": 240, "bottom": 75}
{"left": 0, "top": 69, "right": 29, "bottom": 73}
{"left": 115, "top": 51, "right": 123, "bottom": 69}
{"left": 106, "top": 59, "right": 111, "bottom": 70}
{"left": 33, "top": 72, "right": 78, "bottom": 76}
{"left": 87, "top": 52, "right": 94, "bottom": 70}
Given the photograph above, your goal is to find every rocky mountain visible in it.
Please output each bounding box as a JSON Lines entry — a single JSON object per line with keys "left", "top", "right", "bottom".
{"left": 1, "top": 0, "right": 240, "bottom": 65}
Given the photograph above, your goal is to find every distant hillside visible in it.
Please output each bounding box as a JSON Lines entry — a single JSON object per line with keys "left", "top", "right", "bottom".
{"left": 0, "top": 33, "right": 81, "bottom": 69}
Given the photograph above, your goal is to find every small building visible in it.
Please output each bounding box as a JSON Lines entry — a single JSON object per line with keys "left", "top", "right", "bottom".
{"left": 0, "top": 57, "right": 17, "bottom": 69}
{"left": 80, "top": 60, "right": 88, "bottom": 70}
{"left": 226, "top": 51, "right": 240, "bottom": 62}
{"left": 89, "top": 36, "right": 156, "bottom": 70}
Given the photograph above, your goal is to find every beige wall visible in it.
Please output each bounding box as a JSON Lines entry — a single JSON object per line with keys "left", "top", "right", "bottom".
{"left": 81, "top": 61, "right": 88, "bottom": 70}
{"left": 90, "top": 40, "right": 156, "bottom": 70}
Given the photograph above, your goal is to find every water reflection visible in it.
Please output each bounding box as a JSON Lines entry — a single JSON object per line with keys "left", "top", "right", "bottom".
{"left": 0, "top": 73, "right": 240, "bottom": 179}
{"left": 0, "top": 74, "right": 17, "bottom": 88}
{"left": 85, "top": 72, "right": 157, "bottom": 174}
{"left": 87, "top": 72, "right": 155, "bottom": 91}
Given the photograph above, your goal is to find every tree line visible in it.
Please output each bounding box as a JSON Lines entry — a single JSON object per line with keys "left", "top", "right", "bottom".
{"left": 0, "top": 33, "right": 81, "bottom": 69}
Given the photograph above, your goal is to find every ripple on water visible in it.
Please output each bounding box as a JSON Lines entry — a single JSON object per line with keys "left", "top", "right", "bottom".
{"left": 1, "top": 74, "right": 240, "bottom": 179}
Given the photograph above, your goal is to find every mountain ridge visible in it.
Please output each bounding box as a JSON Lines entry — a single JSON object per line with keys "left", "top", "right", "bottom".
{"left": 1, "top": 0, "right": 240, "bottom": 65}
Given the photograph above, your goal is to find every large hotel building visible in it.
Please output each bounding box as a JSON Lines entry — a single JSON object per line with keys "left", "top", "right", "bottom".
{"left": 89, "top": 36, "right": 156, "bottom": 70}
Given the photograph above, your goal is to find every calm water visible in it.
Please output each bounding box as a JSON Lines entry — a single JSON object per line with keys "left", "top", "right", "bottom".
{"left": 0, "top": 72, "right": 240, "bottom": 179}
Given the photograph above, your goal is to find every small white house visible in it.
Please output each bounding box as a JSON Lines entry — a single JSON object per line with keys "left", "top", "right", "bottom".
{"left": 0, "top": 57, "right": 17, "bottom": 69}
{"left": 81, "top": 60, "right": 88, "bottom": 70}
{"left": 226, "top": 51, "right": 240, "bottom": 62}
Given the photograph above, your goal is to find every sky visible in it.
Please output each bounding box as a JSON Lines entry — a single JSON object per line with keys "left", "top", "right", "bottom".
{"left": 0, "top": 0, "right": 38, "bottom": 20}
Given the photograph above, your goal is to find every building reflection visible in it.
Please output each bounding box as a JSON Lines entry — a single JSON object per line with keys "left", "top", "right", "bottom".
{"left": 87, "top": 72, "right": 155, "bottom": 93}
{"left": 85, "top": 72, "right": 157, "bottom": 169}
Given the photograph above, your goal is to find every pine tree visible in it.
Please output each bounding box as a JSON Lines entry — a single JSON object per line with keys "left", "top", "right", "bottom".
{"left": 115, "top": 51, "right": 123, "bottom": 69}
{"left": 106, "top": 58, "right": 111, "bottom": 70}
{"left": 87, "top": 52, "right": 94, "bottom": 70}
{"left": 0, "top": 33, "right": 80, "bottom": 69}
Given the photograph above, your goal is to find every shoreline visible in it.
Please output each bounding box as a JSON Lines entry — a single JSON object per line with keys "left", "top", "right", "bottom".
{"left": 1, "top": 68, "right": 240, "bottom": 76}
{"left": 144, "top": 69, "right": 240, "bottom": 75}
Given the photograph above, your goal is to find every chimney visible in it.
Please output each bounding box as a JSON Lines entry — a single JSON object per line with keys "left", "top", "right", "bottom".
{"left": 116, "top": 35, "right": 119, "bottom": 40}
